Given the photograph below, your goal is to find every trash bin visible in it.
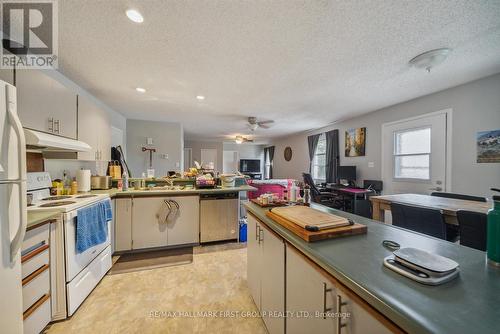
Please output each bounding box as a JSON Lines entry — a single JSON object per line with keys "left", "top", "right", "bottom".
{"left": 239, "top": 221, "right": 247, "bottom": 242}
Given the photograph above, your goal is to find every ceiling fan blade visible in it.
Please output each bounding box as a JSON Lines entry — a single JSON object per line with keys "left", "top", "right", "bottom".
{"left": 259, "top": 123, "right": 272, "bottom": 129}
{"left": 258, "top": 120, "right": 274, "bottom": 125}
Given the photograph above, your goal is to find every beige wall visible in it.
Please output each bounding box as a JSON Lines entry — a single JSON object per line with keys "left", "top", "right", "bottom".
{"left": 126, "top": 119, "right": 183, "bottom": 177}
{"left": 272, "top": 73, "right": 500, "bottom": 197}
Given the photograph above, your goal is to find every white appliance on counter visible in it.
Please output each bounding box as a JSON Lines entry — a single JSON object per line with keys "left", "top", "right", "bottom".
{"left": 0, "top": 80, "right": 27, "bottom": 333}
{"left": 27, "top": 172, "right": 112, "bottom": 317}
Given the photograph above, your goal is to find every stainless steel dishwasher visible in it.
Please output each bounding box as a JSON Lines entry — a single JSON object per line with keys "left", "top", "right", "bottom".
{"left": 200, "top": 192, "right": 239, "bottom": 243}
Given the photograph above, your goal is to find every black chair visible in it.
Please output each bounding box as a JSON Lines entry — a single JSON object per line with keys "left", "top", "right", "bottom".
{"left": 302, "top": 173, "right": 342, "bottom": 209}
{"left": 431, "top": 192, "right": 486, "bottom": 202}
{"left": 354, "top": 199, "right": 372, "bottom": 218}
{"left": 363, "top": 180, "right": 383, "bottom": 195}
{"left": 457, "top": 210, "right": 487, "bottom": 251}
{"left": 391, "top": 203, "right": 458, "bottom": 241}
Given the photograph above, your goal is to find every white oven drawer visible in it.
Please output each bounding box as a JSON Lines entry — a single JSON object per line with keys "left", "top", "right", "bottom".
{"left": 22, "top": 265, "right": 50, "bottom": 313}
{"left": 22, "top": 223, "right": 50, "bottom": 255}
{"left": 23, "top": 294, "right": 51, "bottom": 334}
{"left": 66, "top": 245, "right": 112, "bottom": 316}
{"left": 65, "top": 217, "right": 111, "bottom": 282}
{"left": 22, "top": 245, "right": 50, "bottom": 280}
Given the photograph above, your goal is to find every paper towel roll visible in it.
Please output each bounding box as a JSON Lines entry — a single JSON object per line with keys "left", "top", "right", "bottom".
{"left": 76, "top": 169, "right": 91, "bottom": 192}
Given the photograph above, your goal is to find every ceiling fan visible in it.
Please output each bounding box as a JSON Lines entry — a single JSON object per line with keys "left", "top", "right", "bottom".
{"left": 247, "top": 117, "right": 274, "bottom": 131}
{"left": 235, "top": 135, "right": 253, "bottom": 144}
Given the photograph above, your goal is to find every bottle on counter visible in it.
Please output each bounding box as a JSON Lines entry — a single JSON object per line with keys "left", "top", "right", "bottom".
{"left": 487, "top": 188, "right": 500, "bottom": 267}
{"left": 70, "top": 180, "right": 78, "bottom": 195}
{"left": 303, "top": 185, "right": 311, "bottom": 206}
{"left": 283, "top": 189, "right": 288, "bottom": 202}
{"left": 290, "top": 182, "right": 298, "bottom": 202}
{"left": 122, "top": 171, "right": 129, "bottom": 191}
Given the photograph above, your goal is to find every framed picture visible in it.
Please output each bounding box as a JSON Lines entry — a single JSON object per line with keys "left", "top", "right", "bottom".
{"left": 345, "top": 127, "right": 366, "bottom": 157}
{"left": 284, "top": 146, "right": 293, "bottom": 161}
{"left": 477, "top": 129, "right": 500, "bottom": 163}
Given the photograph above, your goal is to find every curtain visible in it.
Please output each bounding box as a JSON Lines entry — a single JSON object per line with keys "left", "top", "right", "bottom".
{"left": 268, "top": 146, "right": 275, "bottom": 179}
{"left": 263, "top": 147, "right": 269, "bottom": 179}
{"left": 325, "top": 129, "right": 339, "bottom": 183}
{"left": 307, "top": 134, "right": 321, "bottom": 172}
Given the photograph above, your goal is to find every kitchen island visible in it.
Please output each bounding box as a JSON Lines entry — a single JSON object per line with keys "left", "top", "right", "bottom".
{"left": 244, "top": 201, "right": 500, "bottom": 334}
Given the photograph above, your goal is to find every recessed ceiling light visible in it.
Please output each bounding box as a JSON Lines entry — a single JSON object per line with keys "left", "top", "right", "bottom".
{"left": 196, "top": 95, "right": 205, "bottom": 100}
{"left": 126, "top": 9, "right": 144, "bottom": 23}
{"left": 136, "top": 87, "right": 146, "bottom": 93}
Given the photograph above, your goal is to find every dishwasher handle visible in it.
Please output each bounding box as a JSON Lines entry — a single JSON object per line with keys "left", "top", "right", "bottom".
{"left": 200, "top": 192, "right": 238, "bottom": 200}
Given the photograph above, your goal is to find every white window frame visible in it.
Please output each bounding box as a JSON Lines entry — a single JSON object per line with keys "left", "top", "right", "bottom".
{"left": 392, "top": 126, "right": 432, "bottom": 181}
{"left": 312, "top": 133, "right": 326, "bottom": 183}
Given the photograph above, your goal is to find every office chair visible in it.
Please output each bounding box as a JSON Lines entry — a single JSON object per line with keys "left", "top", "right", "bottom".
{"left": 431, "top": 192, "right": 486, "bottom": 202}
{"left": 391, "top": 203, "right": 458, "bottom": 242}
{"left": 457, "top": 210, "right": 487, "bottom": 251}
{"left": 363, "top": 180, "right": 383, "bottom": 195}
{"left": 302, "top": 173, "right": 343, "bottom": 209}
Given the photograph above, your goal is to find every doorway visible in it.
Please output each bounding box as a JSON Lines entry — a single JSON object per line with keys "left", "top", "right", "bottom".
{"left": 382, "top": 109, "right": 452, "bottom": 195}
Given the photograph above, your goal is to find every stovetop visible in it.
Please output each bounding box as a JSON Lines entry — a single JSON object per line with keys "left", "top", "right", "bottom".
{"left": 28, "top": 193, "right": 110, "bottom": 213}
{"left": 27, "top": 172, "right": 109, "bottom": 213}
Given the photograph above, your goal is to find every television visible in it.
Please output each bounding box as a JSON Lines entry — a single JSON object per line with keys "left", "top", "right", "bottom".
{"left": 338, "top": 166, "right": 356, "bottom": 181}
{"left": 240, "top": 159, "right": 261, "bottom": 173}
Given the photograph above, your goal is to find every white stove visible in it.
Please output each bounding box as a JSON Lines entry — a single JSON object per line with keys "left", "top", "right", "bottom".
{"left": 27, "top": 172, "right": 112, "bottom": 318}
{"left": 27, "top": 172, "right": 109, "bottom": 213}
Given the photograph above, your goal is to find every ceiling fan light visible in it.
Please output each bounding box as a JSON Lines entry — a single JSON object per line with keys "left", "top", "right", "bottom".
{"left": 409, "top": 48, "right": 451, "bottom": 72}
{"left": 235, "top": 136, "right": 243, "bottom": 144}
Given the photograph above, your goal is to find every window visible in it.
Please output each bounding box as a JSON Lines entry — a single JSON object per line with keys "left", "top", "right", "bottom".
{"left": 393, "top": 127, "right": 431, "bottom": 180}
{"left": 312, "top": 133, "right": 326, "bottom": 182}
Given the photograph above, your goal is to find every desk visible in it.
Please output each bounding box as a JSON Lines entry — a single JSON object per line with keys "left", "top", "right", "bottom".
{"left": 327, "top": 186, "right": 374, "bottom": 213}
{"left": 370, "top": 194, "right": 490, "bottom": 225}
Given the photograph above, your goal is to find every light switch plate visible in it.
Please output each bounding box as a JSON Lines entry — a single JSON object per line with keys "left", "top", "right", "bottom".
{"left": 147, "top": 137, "right": 153, "bottom": 145}
{"left": 160, "top": 154, "right": 168, "bottom": 159}
{"left": 175, "top": 162, "right": 180, "bottom": 168}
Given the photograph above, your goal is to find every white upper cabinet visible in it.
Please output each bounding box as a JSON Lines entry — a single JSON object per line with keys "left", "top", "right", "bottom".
{"left": 16, "top": 70, "right": 77, "bottom": 139}
{"left": 77, "top": 95, "right": 111, "bottom": 161}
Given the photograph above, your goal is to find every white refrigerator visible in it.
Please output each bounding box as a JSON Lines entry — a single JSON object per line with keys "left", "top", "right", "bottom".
{"left": 0, "top": 79, "right": 27, "bottom": 333}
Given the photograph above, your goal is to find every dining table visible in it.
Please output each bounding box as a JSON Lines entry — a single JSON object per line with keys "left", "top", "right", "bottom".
{"left": 370, "top": 193, "right": 491, "bottom": 225}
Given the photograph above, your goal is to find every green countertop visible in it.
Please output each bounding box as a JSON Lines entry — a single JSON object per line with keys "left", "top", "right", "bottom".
{"left": 27, "top": 211, "right": 59, "bottom": 228}
{"left": 243, "top": 202, "right": 500, "bottom": 334}
{"left": 91, "top": 185, "right": 256, "bottom": 198}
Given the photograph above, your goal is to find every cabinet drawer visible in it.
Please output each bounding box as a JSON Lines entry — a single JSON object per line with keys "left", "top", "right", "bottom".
{"left": 23, "top": 294, "right": 51, "bottom": 334}
{"left": 22, "top": 265, "right": 50, "bottom": 313}
{"left": 22, "top": 223, "right": 50, "bottom": 255}
{"left": 22, "top": 245, "right": 50, "bottom": 280}
{"left": 67, "top": 245, "right": 112, "bottom": 316}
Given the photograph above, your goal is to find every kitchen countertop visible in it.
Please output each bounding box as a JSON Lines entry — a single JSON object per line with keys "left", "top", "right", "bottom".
{"left": 27, "top": 211, "right": 60, "bottom": 228}
{"left": 91, "top": 185, "right": 257, "bottom": 198}
{"left": 243, "top": 201, "right": 500, "bottom": 334}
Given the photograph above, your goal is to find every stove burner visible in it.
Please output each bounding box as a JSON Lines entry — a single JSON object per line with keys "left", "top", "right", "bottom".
{"left": 42, "top": 196, "right": 72, "bottom": 201}
{"left": 76, "top": 195, "right": 98, "bottom": 199}
{"left": 39, "top": 201, "right": 76, "bottom": 207}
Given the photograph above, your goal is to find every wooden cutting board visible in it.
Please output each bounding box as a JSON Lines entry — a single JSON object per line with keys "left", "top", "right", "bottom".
{"left": 250, "top": 198, "right": 288, "bottom": 208}
{"left": 266, "top": 206, "right": 367, "bottom": 242}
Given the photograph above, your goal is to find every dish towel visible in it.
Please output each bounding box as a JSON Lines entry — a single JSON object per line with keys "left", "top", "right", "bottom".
{"left": 76, "top": 199, "right": 113, "bottom": 253}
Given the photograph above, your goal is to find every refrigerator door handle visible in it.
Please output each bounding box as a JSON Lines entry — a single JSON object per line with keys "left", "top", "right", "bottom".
{"left": 6, "top": 87, "right": 28, "bottom": 262}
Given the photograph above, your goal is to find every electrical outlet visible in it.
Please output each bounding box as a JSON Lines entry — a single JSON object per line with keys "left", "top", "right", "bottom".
{"left": 160, "top": 154, "right": 168, "bottom": 159}
{"left": 175, "top": 162, "right": 180, "bottom": 168}
{"left": 368, "top": 162, "right": 375, "bottom": 168}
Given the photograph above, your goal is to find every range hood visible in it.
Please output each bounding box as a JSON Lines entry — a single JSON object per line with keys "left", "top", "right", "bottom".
{"left": 24, "top": 129, "right": 92, "bottom": 152}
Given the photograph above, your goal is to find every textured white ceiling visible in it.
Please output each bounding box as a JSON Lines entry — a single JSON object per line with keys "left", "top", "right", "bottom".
{"left": 58, "top": 0, "right": 500, "bottom": 141}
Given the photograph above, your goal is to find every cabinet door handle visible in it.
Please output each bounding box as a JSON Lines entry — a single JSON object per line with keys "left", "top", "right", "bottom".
{"left": 48, "top": 117, "right": 54, "bottom": 132}
{"left": 336, "top": 294, "right": 347, "bottom": 332}
{"left": 259, "top": 227, "right": 264, "bottom": 243}
{"left": 255, "top": 224, "right": 259, "bottom": 241}
{"left": 322, "top": 282, "right": 333, "bottom": 319}
{"left": 54, "top": 119, "right": 60, "bottom": 134}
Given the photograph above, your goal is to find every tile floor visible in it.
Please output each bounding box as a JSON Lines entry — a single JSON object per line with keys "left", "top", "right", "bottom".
{"left": 46, "top": 247, "right": 267, "bottom": 334}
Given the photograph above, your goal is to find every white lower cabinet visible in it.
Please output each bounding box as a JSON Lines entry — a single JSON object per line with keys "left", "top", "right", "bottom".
{"left": 248, "top": 215, "right": 399, "bottom": 334}
{"left": 130, "top": 196, "right": 199, "bottom": 250}
{"left": 286, "top": 244, "right": 337, "bottom": 334}
{"left": 114, "top": 198, "right": 133, "bottom": 251}
{"left": 247, "top": 214, "right": 285, "bottom": 334}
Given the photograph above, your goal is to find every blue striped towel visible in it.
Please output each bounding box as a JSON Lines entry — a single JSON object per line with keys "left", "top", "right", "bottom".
{"left": 76, "top": 199, "right": 113, "bottom": 253}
